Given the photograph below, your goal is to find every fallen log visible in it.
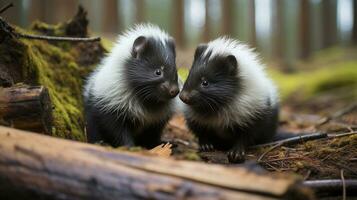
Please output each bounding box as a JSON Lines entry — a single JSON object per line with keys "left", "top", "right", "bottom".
{"left": 0, "top": 126, "right": 313, "bottom": 200}
{"left": 0, "top": 85, "right": 52, "bottom": 134}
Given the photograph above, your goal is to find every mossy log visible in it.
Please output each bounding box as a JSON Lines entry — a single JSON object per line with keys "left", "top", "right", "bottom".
{"left": 0, "top": 126, "right": 313, "bottom": 200}
{"left": 0, "top": 6, "right": 106, "bottom": 140}
{"left": 0, "top": 85, "right": 52, "bottom": 134}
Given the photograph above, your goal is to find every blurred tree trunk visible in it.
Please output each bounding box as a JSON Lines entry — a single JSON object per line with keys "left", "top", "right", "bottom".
{"left": 299, "top": 0, "right": 310, "bottom": 59}
{"left": 248, "top": 0, "right": 256, "bottom": 47}
{"left": 202, "top": 0, "right": 211, "bottom": 42}
{"left": 42, "top": 0, "right": 78, "bottom": 24}
{"left": 173, "top": 0, "right": 185, "bottom": 47}
{"left": 102, "top": 0, "right": 120, "bottom": 33}
{"left": 136, "top": 0, "right": 145, "bottom": 23}
{"left": 28, "top": 0, "right": 45, "bottom": 22}
{"left": 274, "top": 0, "right": 284, "bottom": 62}
{"left": 221, "top": 0, "right": 233, "bottom": 36}
{"left": 352, "top": 0, "right": 357, "bottom": 45}
{"left": 321, "top": 0, "right": 337, "bottom": 48}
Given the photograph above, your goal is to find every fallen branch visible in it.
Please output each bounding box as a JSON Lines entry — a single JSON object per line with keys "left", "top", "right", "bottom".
{"left": 0, "top": 85, "right": 52, "bottom": 134}
{"left": 303, "top": 180, "right": 357, "bottom": 196}
{"left": 0, "top": 126, "right": 312, "bottom": 200}
{"left": 0, "top": 10, "right": 100, "bottom": 42}
{"left": 17, "top": 32, "right": 100, "bottom": 42}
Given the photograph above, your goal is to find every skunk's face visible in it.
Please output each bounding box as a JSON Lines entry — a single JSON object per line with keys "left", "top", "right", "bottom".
{"left": 125, "top": 36, "right": 179, "bottom": 105}
{"left": 180, "top": 44, "right": 240, "bottom": 114}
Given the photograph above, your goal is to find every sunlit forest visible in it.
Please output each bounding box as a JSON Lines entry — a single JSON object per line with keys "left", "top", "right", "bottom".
{"left": 0, "top": 0, "right": 356, "bottom": 199}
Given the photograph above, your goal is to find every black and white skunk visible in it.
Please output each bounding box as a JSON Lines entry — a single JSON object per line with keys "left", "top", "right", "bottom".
{"left": 179, "top": 37, "right": 279, "bottom": 163}
{"left": 84, "top": 24, "right": 179, "bottom": 148}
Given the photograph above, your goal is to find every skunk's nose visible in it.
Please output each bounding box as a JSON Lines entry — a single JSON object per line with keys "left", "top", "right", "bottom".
{"left": 179, "top": 91, "right": 191, "bottom": 104}
{"left": 169, "top": 86, "right": 179, "bottom": 97}
{"left": 161, "top": 82, "right": 179, "bottom": 98}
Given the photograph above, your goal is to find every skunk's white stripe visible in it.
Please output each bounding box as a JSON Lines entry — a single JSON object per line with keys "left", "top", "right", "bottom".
{"left": 84, "top": 24, "right": 174, "bottom": 123}
{"left": 187, "top": 37, "right": 278, "bottom": 127}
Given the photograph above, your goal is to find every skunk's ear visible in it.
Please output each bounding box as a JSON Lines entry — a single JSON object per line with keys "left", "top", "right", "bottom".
{"left": 194, "top": 44, "right": 208, "bottom": 60}
{"left": 132, "top": 36, "right": 147, "bottom": 59}
{"left": 225, "top": 55, "right": 238, "bottom": 75}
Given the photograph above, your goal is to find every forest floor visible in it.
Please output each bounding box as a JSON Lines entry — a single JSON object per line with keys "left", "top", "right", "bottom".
{"left": 154, "top": 47, "right": 357, "bottom": 182}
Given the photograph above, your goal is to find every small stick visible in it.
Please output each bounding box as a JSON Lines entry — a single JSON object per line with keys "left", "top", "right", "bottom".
{"left": 252, "top": 132, "right": 327, "bottom": 149}
{"left": 341, "top": 170, "right": 346, "bottom": 200}
{"left": 17, "top": 32, "right": 101, "bottom": 42}
{"left": 261, "top": 156, "right": 302, "bottom": 163}
{"left": 328, "top": 131, "right": 357, "bottom": 139}
{"left": 257, "top": 143, "right": 282, "bottom": 162}
{"left": 0, "top": 3, "right": 13, "bottom": 14}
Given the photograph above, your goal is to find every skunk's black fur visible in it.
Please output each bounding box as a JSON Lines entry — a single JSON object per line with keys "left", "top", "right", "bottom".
{"left": 84, "top": 25, "right": 179, "bottom": 148}
{"left": 180, "top": 38, "right": 279, "bottom": 163}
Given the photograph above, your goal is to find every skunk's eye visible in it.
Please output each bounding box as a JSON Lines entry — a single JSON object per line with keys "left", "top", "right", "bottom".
{"left": 155, "top": 69, "right": 162, "bottom": 76}
{"left": 201, "top": 80, "right": 209, "bottom": 87}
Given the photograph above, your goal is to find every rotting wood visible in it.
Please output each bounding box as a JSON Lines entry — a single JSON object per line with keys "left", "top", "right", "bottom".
{"left": 0, "top": 85, "right": 52, "bottom": 134}
{"left": 0, "top": 126, "right": 313, "bottom": 200}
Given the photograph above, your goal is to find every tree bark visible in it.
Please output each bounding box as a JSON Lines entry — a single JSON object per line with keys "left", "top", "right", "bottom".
{"left": 102, "top": 0, "right": 119, "bottom": 34}
{"left": 321, "top": 0, "right": 337, "bottom": 48}
{"left": 135, "top": 0, "right": 145, "bottom": 23}
{"left": 221, "top": 0, "right": 233, "bottom": 36}
{"left": 274, "top": 0, "right": 284, "bottom": 61}
{"left": 202, "top": 0, "right": 211, "bottom": 42}
{"left": 0, "top": 126, "right": 313, "bottom": 200}
{"left": 0, "top": 85, "right": 52, "bottom": 134}
{"left": 173, "top": 0, "right": 185, "bottom": 47}
{"left": 248, "top": 0, "right": 257, "bottom": 47}
{"left": 299, "top": 0, "right": 311, "bottom": 60}
{"left": 352, "top": 0, "right": 357, "bottom": 45}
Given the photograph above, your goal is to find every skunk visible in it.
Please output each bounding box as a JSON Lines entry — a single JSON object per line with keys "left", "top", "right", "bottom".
{"left": 179, "top": 37, "right": 279, "bottom": 163}
{"left": 84, "top": 24, "right": 179, "bottom": 148}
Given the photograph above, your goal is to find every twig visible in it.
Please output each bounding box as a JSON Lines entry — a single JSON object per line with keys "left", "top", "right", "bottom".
{"left": 304, "top": 170, "right": 311, "bottom": 180}
{"left": 328, "top": 131, "right": 357, "bottom": 139}
{"left": 0, "top": 3, "right": 13, "bottom": 14}
{"left": 17, "top": 32, "right": 101, "bottom": 42}
{"left": 257, "top": 143, "right": 282, "bottom": 162}
{"left": 252, "top": 132, "right": 328, "bottom": 149}
{"left": 260, "top": 156, "right": 302, "bottom": 163}
{"left": 341, "top": 170, "right": 346, "bottom": 200}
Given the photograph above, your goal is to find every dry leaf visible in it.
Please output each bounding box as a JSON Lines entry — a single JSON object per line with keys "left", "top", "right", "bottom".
{"left": 149, "top": 143, "right": 172, "bottom": 157}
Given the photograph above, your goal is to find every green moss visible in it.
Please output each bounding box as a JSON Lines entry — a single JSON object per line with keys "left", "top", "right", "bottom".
{"left": 269, "top": 62, "right": 357, "bottom": 101}
{"left": 21, "top": 39, "right": 85, "bottom": 140}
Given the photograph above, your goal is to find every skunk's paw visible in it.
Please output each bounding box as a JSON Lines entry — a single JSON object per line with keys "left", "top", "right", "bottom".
{"left": 199, "top": 142, "right": 215, "bottom": 152}
{"left": 227, "top": 145, "right": 246, "bottom": 163}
